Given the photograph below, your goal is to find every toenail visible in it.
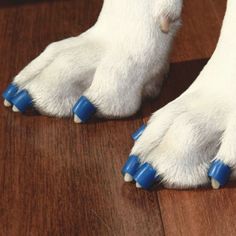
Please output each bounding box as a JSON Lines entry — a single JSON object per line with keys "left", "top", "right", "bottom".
{"left": 131, "top": 124, "right": 147, "bottom": 141}
{"left": 11, "top": 90, "right": 32, "bottom": 112}
{"left": 208, "top": 160, "right": 231, "bottom": 187}
{"left": 72, "top": 96, "right": 96, "bottom": 123}
{"left": 134, "top": 163, "right": 157, "bottom": 189}
{"left": 122, "top": 155, "right": 141, "bottom": 177}
{"left": 2, "top": 83, "right": 19, "bottom": 104}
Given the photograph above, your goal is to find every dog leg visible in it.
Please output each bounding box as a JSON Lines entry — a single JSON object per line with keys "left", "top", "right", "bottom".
{"left": 123, "top": 0, "right": 236, "bottom": 189}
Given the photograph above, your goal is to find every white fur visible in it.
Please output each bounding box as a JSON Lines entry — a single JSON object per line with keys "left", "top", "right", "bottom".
{"left": 8, "top": 0, "right": 236, "bottom": 189}
{"left": 12, "top": 0, "right": 182, "bottom": 117}
{"left": 130, "top": 0, "right": 236, "bottom": 188}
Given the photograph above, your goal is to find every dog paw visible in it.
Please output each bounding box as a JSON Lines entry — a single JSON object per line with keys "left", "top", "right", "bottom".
{"left": 123, "top": 89, "right": 236, "bottom": 189}
{"left": 122, "top": 0, "right": 236, "bottom": 190}
{"left": 2, "top": 0, "right": 182, "bottom": 121}
{"left": 2, "top": 29, "right": 104, "bottom": 117}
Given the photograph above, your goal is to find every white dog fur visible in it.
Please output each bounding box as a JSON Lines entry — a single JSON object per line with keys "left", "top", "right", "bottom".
{"left": 5, "top": 0, "right": 236, "bottom": 189}
{"left": 11, "top": 0, "right": 182, "bottom": 117}
{"left": 129, "top": 0, "right": 236, "bottom": 189}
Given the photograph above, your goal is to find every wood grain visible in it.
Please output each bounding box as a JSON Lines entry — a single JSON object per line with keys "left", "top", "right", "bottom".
{"left": 0, "top": 1, "right": 163, "bottom": 235}
{"left": 0, "top": 0, "right": 235, "bottom": 236}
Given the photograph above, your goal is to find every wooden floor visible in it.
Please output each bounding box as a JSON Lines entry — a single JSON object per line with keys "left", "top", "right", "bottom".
{"left": 1, "top": 0, "right": 236, "bottom": 235}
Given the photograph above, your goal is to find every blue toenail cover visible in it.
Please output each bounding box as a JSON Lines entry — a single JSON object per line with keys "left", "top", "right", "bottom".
{"left": 208, "top": 160, "right": 231, "bottom": 186}
{"left": 11, "top": 90, "right": 32, "bottom": 112}
{"left": 72, "top": 96, "right": 96, "bottom": 123}
{"left": 132, "top": 124, "right": 147, "bottom": 141}
{"left": 134, "top": 163, "right": 157, "bottom": 189}
{"left": 122, "top": 155, "right": 140, "bottom": 176}
{"left": 2, "top": 83, "right": 19, "bottom": 103}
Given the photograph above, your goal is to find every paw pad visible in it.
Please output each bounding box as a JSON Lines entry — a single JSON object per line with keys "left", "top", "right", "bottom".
{"left": 2, "top": 83, "right": 19, "bottom": 105}
{"left": 73, "top": 96, "right": 96, "bottom": 123}
{"left": 132, "top": 124, "right": 147, "bottom": 141}
{"left": 134, "top": 163, "right": 157, "bottom": 189}
{"left": 208, "top": 160, "right": 231, "bottom": 188}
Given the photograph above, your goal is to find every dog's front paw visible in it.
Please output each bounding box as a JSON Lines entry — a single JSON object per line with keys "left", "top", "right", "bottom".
{"left": 122, "top": 90, "right": 235, "bottom": 189}
{"left": 2, "top": 29, "right": 105, "bottom": 117}
{"left": 2, "top": 0, "right": 182, "bottom": 121}
{"left": 122, "top": 0, "right": 236, "bottom": 190}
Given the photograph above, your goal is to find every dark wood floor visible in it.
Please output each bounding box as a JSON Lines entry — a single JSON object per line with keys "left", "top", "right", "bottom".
{"left": 1, "top": 0, "right": 236, "bottom": 235}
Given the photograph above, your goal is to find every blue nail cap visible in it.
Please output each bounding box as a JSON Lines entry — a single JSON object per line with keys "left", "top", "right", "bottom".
{"left": 134, "top": 163, "right": 157, "bottom": 189}
{"left": 72, "top": 96, "right": 96, "bottom": 123}
{"left": 208, "top": 160, "right": 231, "bottom": 186}
{"left": 11, "top": 90, "right": 32, "bottom": 112}
{"left": 122, "top": 155, "right": 140, "bottom": 176}
{"left": 132, "top": 124, "right": 147, "bottom": 141}
{"left": 2, "top": 83, "right": 19, "bottom": 103}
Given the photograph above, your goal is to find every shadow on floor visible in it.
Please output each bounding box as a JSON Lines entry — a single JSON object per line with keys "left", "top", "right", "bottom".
{"left": 141, "top": 58, "right": 209, "bottom": 117}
